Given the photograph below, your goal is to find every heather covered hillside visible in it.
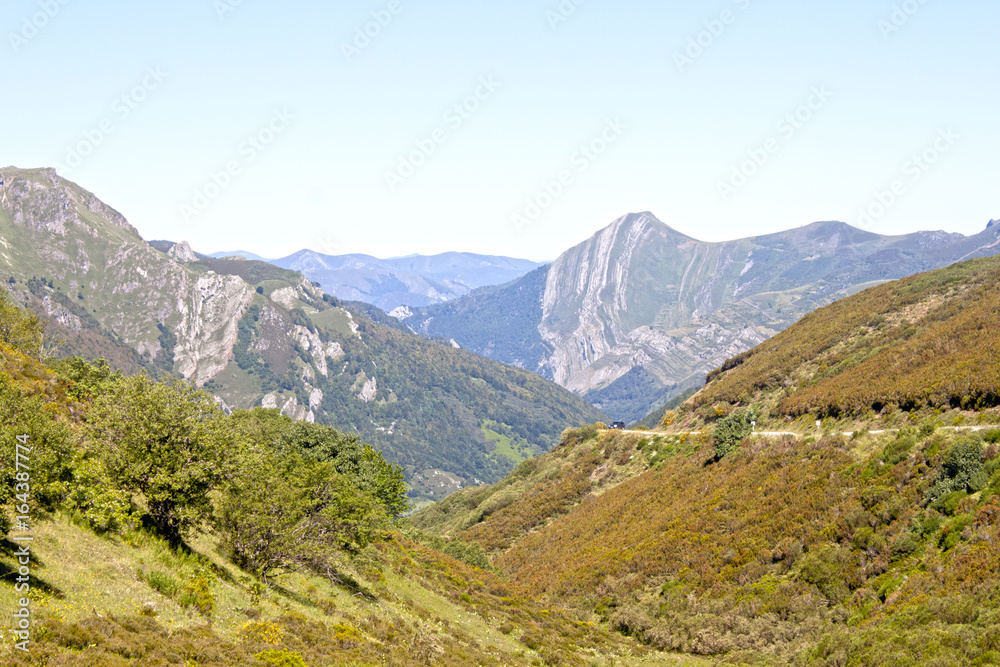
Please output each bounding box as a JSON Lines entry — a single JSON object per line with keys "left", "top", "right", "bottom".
{"left": 414, "top": 256, "right": 1000, "bottom": 666}
{"left": 692, "top": 254, "right": 1000, "bottom": 419}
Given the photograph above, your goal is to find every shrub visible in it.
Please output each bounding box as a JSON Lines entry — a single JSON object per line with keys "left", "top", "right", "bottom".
{"left": 945, "top": 440, "right": 984, "bottom": 488}
{"left": 932, "top": 491, "right": 967, "bottom": 516}
{"left": 141, "top": 569, "right": 181, "bottom": 598}
{"left": 927, "top": 439, "right": 985, "bottom": 504}
{"left": 713, "top": 406, "right": 759, "bottom": 459}
{"left": 890, "top": 533, "right": 920, "bottom": 560}
{"left": 178, "top": 573, "right": 214, "bottom": 617}
{"left": 240, "top": 620, "right": 285, "bottom": 646}
{"left": 255, "top": 650, "right": 309, "bottom": 667}
{"left": 882, "top": 436, "right": 915, "bottom": 465}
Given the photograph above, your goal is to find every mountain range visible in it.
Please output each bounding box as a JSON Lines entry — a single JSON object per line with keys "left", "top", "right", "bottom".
{"left": 0, "top": 166, "right": 602, "bottom": 499}
{"left": 211, "top": 248, "right": 544, "bottom": 312}
{"left": 402, "top": 212, "right": 1000, "bottom": 423}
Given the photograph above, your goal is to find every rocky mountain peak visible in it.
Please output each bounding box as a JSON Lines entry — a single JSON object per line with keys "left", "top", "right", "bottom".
{"left": 167, "top": 241, "right": 198, "bottom": 263}
{"left": 2, "top": 166, "right": 138, "bottom": 238}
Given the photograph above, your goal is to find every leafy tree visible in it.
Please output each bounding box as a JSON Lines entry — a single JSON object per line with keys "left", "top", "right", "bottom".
{"left": 85, "top": 374, "right": 227, "bottom": 547}
{"left": 0, "top": 374, "right": 74, "bottom": 536}
{"left": 220, "top": 409, "right": 409, "bottom": 518}
{"left": 216, "top": 453, "right": 389, "bottom": 584}
{"left": 49, "top": 356, "right": 122, "bottom": 401}
{"left": 712, "top": 406, "right": 759, "bottom": 460}
{"left": 0, "top": 289, "right": 42, "bottom": 358}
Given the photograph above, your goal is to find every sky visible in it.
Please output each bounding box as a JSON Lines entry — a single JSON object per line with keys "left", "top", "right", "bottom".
{"left": 2, "top": 0, "right": 998, "bottom": 261}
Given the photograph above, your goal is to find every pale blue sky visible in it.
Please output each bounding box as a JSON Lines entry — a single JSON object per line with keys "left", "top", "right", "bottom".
{"left": 3, "top": 0, "right": 998, "bottom": 260}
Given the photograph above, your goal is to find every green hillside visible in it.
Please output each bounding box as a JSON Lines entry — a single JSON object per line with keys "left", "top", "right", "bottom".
{"left": 691, "top": 255, "right": 1000, "bottom": 419}
{"left": 413, "top": 257, "right": 1000, "bottom": 665}
{"left": 0, "top": 294, "right": 687, "bottom": 666}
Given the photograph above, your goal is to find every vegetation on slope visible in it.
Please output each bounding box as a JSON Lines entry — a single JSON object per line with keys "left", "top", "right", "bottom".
{"left": 0, "top": 168, "right": 605, "bottom": 501}
{"left": 0, "top": 288, "right": 674, "bottom": 666}
{"left": 418, "top": 418, "right": 1000, "bottom": 665}
{"left": 694, "top": 255, "right": 1000, "bottom": 417}
{"left": 412, "top": 256, "right": 1000, "bottom": 665}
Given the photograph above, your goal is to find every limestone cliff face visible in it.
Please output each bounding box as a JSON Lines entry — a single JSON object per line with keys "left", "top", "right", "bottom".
{"left": 0, "top": 167, "right": 256, "bottom": 385}
{"left": 540, "top": 212, "right": 664, "bottom": 389}
{"left": 173, "top": 272, "right": 254, "bottom": 383}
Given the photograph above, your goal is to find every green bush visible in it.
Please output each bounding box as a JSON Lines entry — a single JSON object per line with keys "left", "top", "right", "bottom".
{"left": 890, "top": 533, "right": 920, "bottom": 560}
{"left": 927, "top": 439, "right": 984, "bottom": 504}
{"left": 712, "top": 406, "right": 759, "bottom": 459}
{"left": 945, "top": 440, "right": 984, "bottom": 489}
{"left": 932, "top": 491, "right": 967, "bottom": 515}
{"left": 178, "top": 573, "right": 214, "bottom": 617}
{"left": 882, "top": 436, "right": 915, "bottom": 465}
{"left": 254, "top": 650, "right": 309, "bottom": 667}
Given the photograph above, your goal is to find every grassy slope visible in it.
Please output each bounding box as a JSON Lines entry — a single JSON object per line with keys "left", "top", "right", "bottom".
{"left": 0, "top": 515, "right": 715, "bottom": 666}
{"left": 0, "top": 340, "right": 698, "bottom": 666}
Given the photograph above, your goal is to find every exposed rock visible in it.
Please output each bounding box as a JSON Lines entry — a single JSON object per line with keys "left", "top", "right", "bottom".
{"left": 291, "top": 325, "right": 344, "bottom": 377}
{"left": 173, "top": 272, "right": 254, "bottom": 383}
{"left": 389, "top": 306, "right": 413, "bottom": 320}
{"left": 41, "top": 295, "right": 82, "bottom": 331}
{"left": 167, "top": 241, "right": 198, "bottom": 263}
{"left": 270, "top": 286, "right": 299, "bottom": 310}
{"left": 309, "top": 387, "right": 324, "bottom": 409}
{"left": 358, "top": 376, "right": 377, "bottom": 403}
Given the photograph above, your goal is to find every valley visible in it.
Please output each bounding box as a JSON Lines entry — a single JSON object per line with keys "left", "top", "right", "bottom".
{"left": 2, "top": 166, "right": 1000, "bottom": 666}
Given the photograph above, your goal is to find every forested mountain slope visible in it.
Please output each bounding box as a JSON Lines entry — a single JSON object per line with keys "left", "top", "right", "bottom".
{"left": 0, "top": 166, "right": 604, "bottom": 499}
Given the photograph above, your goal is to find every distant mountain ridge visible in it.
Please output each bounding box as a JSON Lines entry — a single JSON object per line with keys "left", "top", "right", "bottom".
{"left": 209, "top": 248, "right": 544, "bottom": 312}
{"left": 404, "top": 212, "right": 1000, "bottom": 423}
